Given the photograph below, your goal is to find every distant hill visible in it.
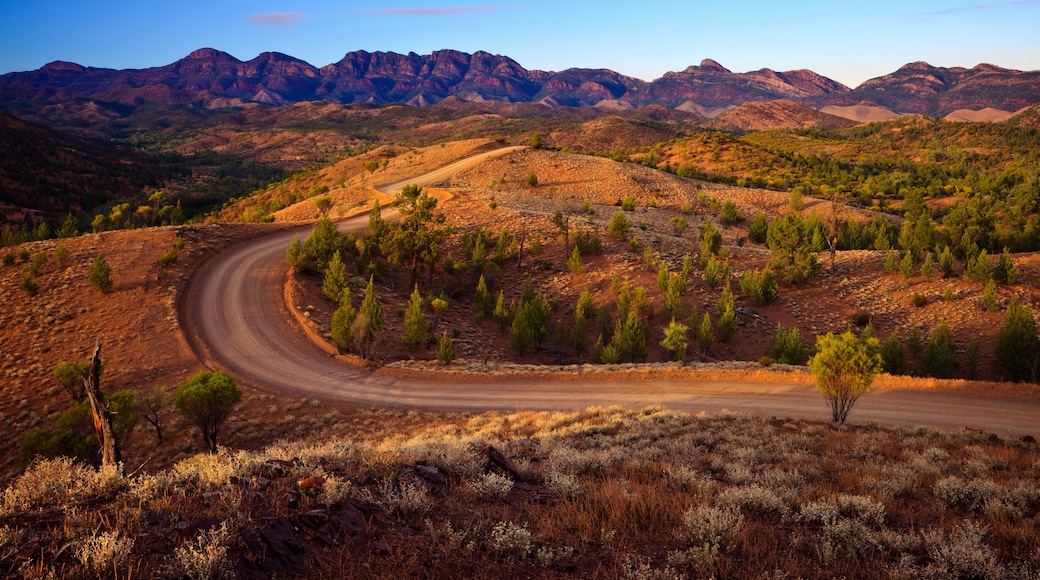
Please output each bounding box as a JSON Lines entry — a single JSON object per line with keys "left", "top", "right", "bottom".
{"left": 807, "top": 62, "right": 1040, "bottom": 117}
{"left": 819, "top": 105, "right": 904, "bottom": 123}
{"left": 704, "top": 100, "right": 855, "bottom": 132}
{"left": 0, "top": 112, "right": 169, "bottom": 225}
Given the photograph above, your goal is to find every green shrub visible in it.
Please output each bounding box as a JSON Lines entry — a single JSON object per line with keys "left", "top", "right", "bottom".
{"left": 770, "top": 324, "right": 807, "bottom": 365}
{"left": 739, "top": 268, "right": 779, "bottom": 305}
{"left": 607, "top": 212, "right": 630, "bottom": 238}
{"left": 911, "top": 294, "right": 927, "bottom": 308}
{"left": 923, "top": 324, "right": 956, "bottom": 379}
{"left": 88, "top": 254, "right": 113, "bottom": 293}
{"left": 437, "top": 331, "right": 456, "bottom": 365}
{"left": 620, "top": 195, "right": 636, "bottom": 211}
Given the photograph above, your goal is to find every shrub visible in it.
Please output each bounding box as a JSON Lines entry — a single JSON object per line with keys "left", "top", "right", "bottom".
{"left": 607, "top": 212, "right": 630, "bottom": 238}
{"left": 920, "top": 253, "right": 937, "bottom": 280}
{"left": 18, "top": 270, "right": 37, "bottom": 296}
{"left": 437, "top": 331, "right": 456, "bottom": 365}
{"left": 567, "top": 245, "right": 583, "bottom": 274}
{"left": 701, "top": 255, "right": 728, "bottom": 288}
{"left": 911, "top": 293, "right": 927, "bottom": 308}
{"left": 88, "top": 254, "right": 113, "bottom": 293}
{"left": 526, "top": 171, "right": 538, "bottom": 187}
{"left": 175, "top": 370, "right": 242, "bottom": 453}
{"left": 979, "top": 280, "right": 999, "bottom": 311}
{"left": 175, "top": 522, "right": 233, "bottom": 580}
{"left": 491, "top": 521, "right": 532, "bottom": 559}
{"left": 748, "top": 214, "right": 768, "bottom": 244}
{"left": 718, "top": 200, "right": 745, "bottom": 225}
{"left": 77, "top": 531, "right": 134, "bottom": 576}
{"left": 470, "top": 472, "right": 513, "bottom": 500}
{"left": 789, "top": 189, "right": 804, "bottom": 211}
{"left": 620, "top": 195, "right": 636, "bottom": 211}
{"left": 661, "top": 319, "right": 689, "bottom": 363}
{"left": 682, "top": 505, "right": 744, "bottom": 551}
{"left": 330, "top": 293, "right": 356, "bottom": 349}
{"left": 770, "top": 324, "right": 807, "bottom": 365}
{"left": 158, "top": 247, "right": 178, "bottom": 270}
{"left": 993, "top": 247, "right": 1018, "bottom": 285}
{"left": 808, "top": 331, "right": 883, "bottom": 423}
{"left": 966, "top": 249, "right": 992, "bottom": 283}
{"left": 718, "top": 484, "right": 789, "bottom": 519}
{"left": 739, "top": 268, "right": 778, "bottom": 305}
{"left": 849, "top": 310, "right": 871, "bottom": 327}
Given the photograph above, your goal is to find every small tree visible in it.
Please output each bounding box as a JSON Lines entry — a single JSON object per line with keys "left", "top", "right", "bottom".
{"left": 353, "top": 276, "right": 384, "bottom": 359}
{"left": 923, "top": 324, "right": 956, "bottom": 379}
{"left": 526, "top": 171, "right": 538, "bottom": 187}
{"left": 322, "top": 250, "right": 349, "bottom": 303}
{"left": 715, "top": 283, "right": 737, "bottom": 342}
{"left": 567, "top": 246, "right": 584, "bottom": 274}
{"left": 286, "top": 236, "right": 304, "bottom": 272}
{"left": 330, "top": 291, "right": 357, "bottom": 349}
{"left": 437, "top": 331, "right": 456, "bottom": 365}
{"left": 402, "top": 285, "right": 431, "bottom": 348}
{"left": 980, "top": 280, "right": 999, "bottom": 311}
{"left": 748, "top": 214, "right": 768, "bottom": 244}
{"left": 770, "top": 324, "right": 807, "bottom": 365}
{"left": 89, "top": 254, "right": 113, "bottom": 293}
{"left": 966, "top": 249, "right": 992, "bottom": 283}
{"left": 697, "top": 312, "right": 715, "bottom": 355}
{"left": 993, "top": 247, "right": 1019, "bottom": 285}
{"left": 661, "top": 319, "right": 689, "bottom": 363}
{"left": 994, "top": 296, "right": 1040, "bottom": 382}
{"left": 138, "top": 385, "right": 171, "bottom": 442}
{"left": 607, "top": 212, "right": 630, "bottom": 238}
{"left": 808, "top": 331, "right": 882, "bottom": 423}
{"left": 175, "top": 370, "right": 242, "bottom": 453}
{"left": 880, "top": 332, "right": 908, "bottom": 375}
{"left": 475, "top": 275, "right": 493, "bottom": 321}
{"left": 314, "top": 196, "right": 333, "bottom": 217}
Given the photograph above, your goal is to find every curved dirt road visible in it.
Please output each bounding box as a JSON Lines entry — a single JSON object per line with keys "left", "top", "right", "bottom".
{"left": 181, "top": 148, "right": 1040, "bottom": 438}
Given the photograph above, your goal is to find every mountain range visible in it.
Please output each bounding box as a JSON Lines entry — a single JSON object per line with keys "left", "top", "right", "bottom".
{"left": 3, "top": 49, "right": 1039, "bottom": 117}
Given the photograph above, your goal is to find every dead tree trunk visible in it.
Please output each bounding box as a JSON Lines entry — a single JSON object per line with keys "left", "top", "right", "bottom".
{"left": 83, "top": 339, "right": 123, "bottom": 473}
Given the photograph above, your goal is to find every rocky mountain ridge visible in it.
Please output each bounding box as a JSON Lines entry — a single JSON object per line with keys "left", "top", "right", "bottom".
{"left": 3, "top": 49, "right": 1037, "bottom": 116}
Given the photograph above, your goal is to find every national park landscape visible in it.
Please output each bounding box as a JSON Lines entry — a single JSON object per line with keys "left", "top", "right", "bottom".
{"left": 2, "top": 36, "right": 1040, "bottom": 578}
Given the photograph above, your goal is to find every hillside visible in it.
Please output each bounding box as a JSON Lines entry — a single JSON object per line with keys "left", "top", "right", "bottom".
{"left": 703, "top": 100, "right": 855, "bottom": 132}
{"left": 3, "top": 137, "right": 1040, "bottom": 577}
{"left": 0, "top": 112, "right": 171, "bottom": 226}
{"left": 809, "top": 61, "right": 1040, "bottom": 117}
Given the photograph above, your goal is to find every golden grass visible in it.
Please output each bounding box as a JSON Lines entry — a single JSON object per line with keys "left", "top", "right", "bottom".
{"left": 2, "top": 405, "right": 1037, "bottom": 578}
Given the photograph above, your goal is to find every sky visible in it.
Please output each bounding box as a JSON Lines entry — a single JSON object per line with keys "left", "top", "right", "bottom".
{"left": 1, "top": 1, "right": 1039, "bottom": 88}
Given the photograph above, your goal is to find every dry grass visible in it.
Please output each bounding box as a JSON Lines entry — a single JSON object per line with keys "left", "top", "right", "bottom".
{"left": 2, "top": 406, "right": 1037, "bottom": 578}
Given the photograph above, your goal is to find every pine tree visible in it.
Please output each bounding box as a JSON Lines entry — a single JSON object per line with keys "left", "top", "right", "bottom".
{"left": 493, "top": 290, "right": 512, "bottom": 331}
{"left": 994, "top": 296, "right": 1040, "bottom": 382}
{"left": 567, "top": 245, "right": 583, "bottom": 273}
{"left": 353, "top": 276, "right": 383, "bottom": 359}
{"left": 966, "top": 249, "right": 992, "bottom": 283}
{"left": 880, "top": 332, "right": 907, "bottom": 375}
{"left": 474, "top": 275, "right": 492, "bottom": 321}
{"left": 697, "top": 312, "right": 715, "bottom": 355}
{"left": 993, "top": 247, "right": 1019, "bottom": 285}
{"left": 661, "top": 318, "right": 689, "bottom": 362}
{"left": 437, "top": 331, "right": 456, "bottom": 365}
{"left": 401, "top": 285, "right": 431, "bottom": 348}
{"left": 330, "top": 292, "right": 356, "bottom": 349}
{"left": 322, "top": 250, "right": 348, "bottom": 303}
{"left": 715, "top": 283, "right": 737, "bottom": 341}
{"left": 923, "top": 324, "right": 956, "bottom": 379}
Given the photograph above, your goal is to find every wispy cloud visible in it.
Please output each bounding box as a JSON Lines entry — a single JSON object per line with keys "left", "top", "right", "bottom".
{"left": 247, "top": 12, "right": 311, "bottom": 26}
{"left": 359, "top": 5, "right": 504, "bottom": 16}
{"left": 928, "top": 0, "right": 1039, "bottom": 15}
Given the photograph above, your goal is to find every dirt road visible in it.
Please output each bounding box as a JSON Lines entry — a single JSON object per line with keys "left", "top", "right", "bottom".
{"left": 181, "top": 147, "right": 1040, "bottom": 438}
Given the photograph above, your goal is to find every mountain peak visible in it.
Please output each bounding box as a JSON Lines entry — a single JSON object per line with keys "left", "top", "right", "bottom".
{"left": 185, "top": 48, "right": 239, "bottom": 62}
{"left": 699, "top": 59, "right": 731, "bottom": 73}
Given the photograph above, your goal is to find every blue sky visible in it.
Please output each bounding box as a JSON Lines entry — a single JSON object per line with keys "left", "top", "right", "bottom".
{"left": 2, "top": 1, "right": 1038, "bottom": 88}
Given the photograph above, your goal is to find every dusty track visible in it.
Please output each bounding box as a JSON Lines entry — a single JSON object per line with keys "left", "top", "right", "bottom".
{"left": 181, "top": 147, "right": 1040, "bottom": 438}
